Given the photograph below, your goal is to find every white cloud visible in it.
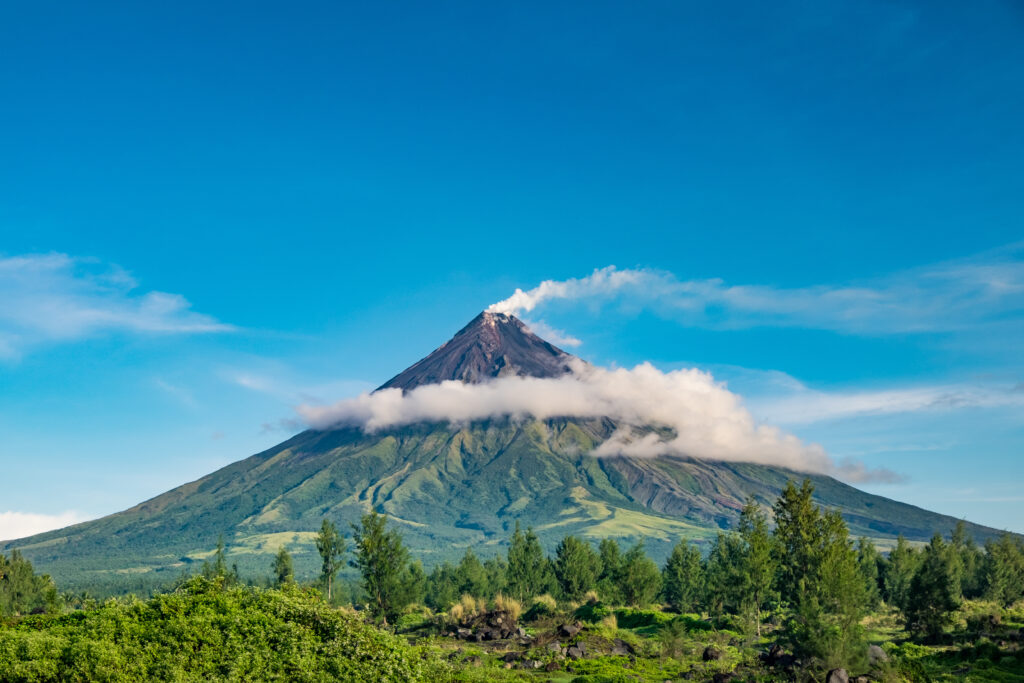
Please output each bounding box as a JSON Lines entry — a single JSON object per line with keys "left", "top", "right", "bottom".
{"left": 298, "top": 359, "right": 899, "bottom": 483}
{"left": 0, "top": 252, "right": 232, "bottom": 358}
{"left": 487, "top": 243, "right": 1024, "bottom": 337}
{"left": 521, "top": 319, "right": 582, "bottom": 348}
{"left": 747, "top": 377, "right": 1024, "bottom": 425}
{"left": 0, "top": 510, "right": 90, "bottom": 542}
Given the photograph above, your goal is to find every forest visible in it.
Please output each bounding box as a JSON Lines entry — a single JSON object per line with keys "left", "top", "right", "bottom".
{"left": 2, "top": 479, "right": 1023, "bottom": 682}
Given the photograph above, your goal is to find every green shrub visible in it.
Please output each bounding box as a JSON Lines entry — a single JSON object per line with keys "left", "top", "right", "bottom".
{"left": 0, "top": 577, "right": 447, "bottom": 682}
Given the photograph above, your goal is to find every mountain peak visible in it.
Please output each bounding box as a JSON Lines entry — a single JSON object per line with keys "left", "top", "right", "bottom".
{"left": 377, "top": 311, "right": 576, "bottom": 391}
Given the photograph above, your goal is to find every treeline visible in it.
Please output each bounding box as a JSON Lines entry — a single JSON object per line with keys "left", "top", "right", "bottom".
{"left": 274, "top": 479, "right": 1024, "bottom": 670}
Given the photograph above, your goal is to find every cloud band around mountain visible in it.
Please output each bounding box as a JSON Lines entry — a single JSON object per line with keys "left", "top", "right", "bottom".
{"left": 298, "top": 360, "right": 900, "bottom": 484}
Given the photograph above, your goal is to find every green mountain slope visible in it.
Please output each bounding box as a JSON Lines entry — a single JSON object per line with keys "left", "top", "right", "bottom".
{"left": 5, "top": 311, "right": 1012, "bottom": 593}
{"left": 4, "top": 417, "right": 1006, "bottom": 592}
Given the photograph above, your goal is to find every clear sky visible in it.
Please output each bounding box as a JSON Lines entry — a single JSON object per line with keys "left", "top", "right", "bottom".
{"left": 1, "top": 1, "right": 1022, "bottom": 538}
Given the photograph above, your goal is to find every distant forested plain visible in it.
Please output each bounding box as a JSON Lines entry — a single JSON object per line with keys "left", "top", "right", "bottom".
{"left": 2, "top": 480, "right": 1023, "bottom": 682}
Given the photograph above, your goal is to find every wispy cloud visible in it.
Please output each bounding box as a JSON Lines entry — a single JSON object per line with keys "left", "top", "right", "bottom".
{"left": 489, "top": 243, "right": 1024, "bottom": 337}
{"left": 745, "top": 375, "right": 1024, "bottom": 425}
{"left": 298, "top": 359, "right": 899, "bottom": 483}
{"left": 0, "top": 510, "right": 90, "bottom": 542}
{"left": 0, "top": 252, "right": 233, "bottom": 359}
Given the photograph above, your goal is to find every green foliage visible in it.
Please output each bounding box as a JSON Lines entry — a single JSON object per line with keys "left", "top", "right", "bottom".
{"left": 618, "top": 542, "right": 661, "bottom": 607}
{"left": 705, "top": 533, "right": 745, "bottom": 615}
{"left": 272, "top": 546, "right": 294, "bottom": 587}
{"left": 982, "top": 532, "right": 1024, "bottom": 607}
{"left": 315, "top": 519, "right": 345, "bottom": 602}
{"left": 596, "top": 538, "right": 624, "bottom": 605}
{"left": 554, "top": 535, "right": 601, "bottom": 601}
{"left": 856, "top": 537, "right": 883, "bottom": 610}
{"left": 349, "top": 511, "right": 416, "bottom": 625}
{"left": 774, "top": 480, "right": 867, "bottom": 670}
{"left": 660, "top": 539, "right": 703, "bottom": 614}
{"left": 425, "top": 562, "right": 460, "bottom": 611}
{"left": 904, "top": 534, "right": 961, "bottom": 641}
{"left": 0, "top": 577, "right": 446, "bottom": 681}
{"left": 0, "top": 551, "right": 57, "bottom": 619}
{"left": 505, "top": 522, "right": 553, "bottom": 601}
{"left": 455, "top": 548, "right": 489, "bottom": 598}
{"left": 883, "top": 534, "right": 919, "bottom": 611}
{"left": 736, "top": 499, "right": 776, "bottom": 636}
{"left": 951, "top": 520, "right": 985, "bottom": 599}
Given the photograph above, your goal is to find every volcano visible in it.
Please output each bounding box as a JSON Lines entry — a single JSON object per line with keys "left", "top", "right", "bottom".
{"left": 3, "top": 312, "right": 1007, "bottom": 592}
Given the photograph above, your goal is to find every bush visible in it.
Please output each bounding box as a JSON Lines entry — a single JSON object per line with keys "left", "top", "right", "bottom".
{"left": 523, "top": 593, "right": 558, "bottom": 621}
{"left": 492, "top": 593, "right": 522, "bottom": 622}
{"left": 0, "top": 577, "right": 447, "bottom": 682}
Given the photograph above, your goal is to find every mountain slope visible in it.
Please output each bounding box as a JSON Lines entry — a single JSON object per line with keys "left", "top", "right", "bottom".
{"left": 4, "top": 312, "right": 1011, "bottom": 592}
{"left": 378, "top": 311, "right": 574, "bottom": 391}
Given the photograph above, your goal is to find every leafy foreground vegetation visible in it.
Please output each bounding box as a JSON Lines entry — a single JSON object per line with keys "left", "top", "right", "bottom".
{"left": 2, "top": 479, "right": 1024, "bottom": 682}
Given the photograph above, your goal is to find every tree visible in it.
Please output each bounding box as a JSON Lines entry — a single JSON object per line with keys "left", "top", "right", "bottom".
{"left": 705, "top": 532, "right": 746, "bottom": 616}
{"left": 597, "top": 538, "right": 624, "bottom": 604}
{"left": 661, "top": 540, "right": 704, "bottom": 614}
{"left": 202, "top": 536, "right": 239, "bottom": 584}
{"left": 772, "top": 479, "right": 820, "bottom": 605}
{"left": 0, "top": 551, "right": 57, "bottom": 617}
{"left": 951, "top": 521, "right": 984, "bottom": 599}
{"left": 982, "top": 532, "right": 1024, "bottom": 607}
{"left": 619, "top": 542, "right": 661, "bottom": 607}
{"left": 315, "top": 519, "right": 345, "bottom": 602}
{"left": 554, "top": 535, "right": 600, "bottom": 601}
{"left": 856, "top": 538, "right": 882, "bottom": 609}
{"left": 350, "top": 511, "right": 416, "bottom": 625}
{"left": 774, "top": 480, "right": 867, "bottom": 671}
{"left": 904, "top": 533, "right": 960, "bottom": 641}
{"left": 272, "top": 546, "right": 294, "bottom": 586}
{"left": 483, "top": 556, "right": 508, "bottom": 598}
{"left": 456, "top": 548, "right": 489, "bottom": 597}
{"left": 425, "top": 562, "right": 460, "bottom": 611}
{"left": 883, "top": 534, "right": 918, "bottom": 611}
{"left": 506, "top": 522, "right": 553, "bottom": 601}
{"left": 738, "top": 499, "right": 777, "bottom": 637}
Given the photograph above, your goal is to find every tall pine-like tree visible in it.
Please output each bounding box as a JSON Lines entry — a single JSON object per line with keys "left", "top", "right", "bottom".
{"left": 904, "top": 533, "right": 961, "bottom": 641}
{"left": 272, "top": 546, "right": 294, "bottom": 586}
{"left": 350, "top": 511, "right": 416, "bottom": 625}
{"left": 315, "top": 519, "right": 345, "bottom": 602}
{"left": 619, "top": 542, "right": 662, "bottom": 607}
{"left": 883, "top": 534, "right": 918, "bottom": 611}
{"left": 738, "top": 499, "right": 777, "bottom": 637}
{"left": 506, "top": 522, "right": 553, "bottom": 601}
{"left": 554, "top": 535, "right": 600, "bottom": 601}
{"left": 661, "top": 540, "right": 704, "bottom": 613}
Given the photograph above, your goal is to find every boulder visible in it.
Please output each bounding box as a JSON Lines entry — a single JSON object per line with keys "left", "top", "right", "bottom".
{"left": 455, "top": 628, "right": 472, "bottom": 640}
{"left": 702, "top": 646, "right": 724, "bottom": 661}
{"left": 546, "top": 641, "right": 563, "bottom": 653}
{"left": 566, "top": 646, "right": 584, "bottom": 659}
{"left": 868, "top": 644, "right": 889, "bottom": 665}
{"left": 559, "top": 622, "right": 583, "bottom": 638}
{"left": 461, "top": 655, "right": 482, "bottom": 667}
{"left": 826, "top": 668, "right": 849, "bottom": 683}
{"left": 611, "top": 638, "right": 633, "bottom": 656}
{"left": 544, "top": 661, "right": 561, "bottom": 672}
{"left": 519, "top": 659, "right": 543, "bottom": 669}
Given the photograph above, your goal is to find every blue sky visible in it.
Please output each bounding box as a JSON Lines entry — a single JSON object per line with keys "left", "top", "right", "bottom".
{"left": 1, "top": 1, "right": 1022, "bottom": 538}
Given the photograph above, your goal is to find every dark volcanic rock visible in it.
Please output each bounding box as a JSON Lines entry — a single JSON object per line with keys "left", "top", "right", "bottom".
{"left": 378, "top": 311, "right": 575, "bottom": 391}
{"left": 826, "top": 668, "right": 849, "bottom": 683}
{"left": 703, "top": 646, "right": 724, "bottom": 661}
{"left": 558, "top": 621, "right": 583, "bottom": 638}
